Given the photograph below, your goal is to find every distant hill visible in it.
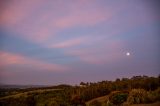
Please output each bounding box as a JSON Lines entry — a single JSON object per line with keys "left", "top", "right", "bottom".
{"left": 0, "top": 84, "right": 48, "bottom": 89}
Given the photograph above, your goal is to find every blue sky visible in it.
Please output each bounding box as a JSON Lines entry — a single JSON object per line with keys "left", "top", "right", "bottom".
{"left": 0, "top": 0, "right": 159, "bottom": 85}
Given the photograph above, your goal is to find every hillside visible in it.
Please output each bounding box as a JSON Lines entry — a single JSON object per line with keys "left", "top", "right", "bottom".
{"left": 86, "top": 94, "right": 160, "bottom": 106}
{"left": 0, "top": 75, "right": 159, "bottom": 106}
{"left": 86, "top": 95, "right": 109, "bottom": 106}
{"left": 0, "top": 88, "right": 61, "bottom": 100}
{"left": 131, "top": 102, "right": 160, "bottom": 106}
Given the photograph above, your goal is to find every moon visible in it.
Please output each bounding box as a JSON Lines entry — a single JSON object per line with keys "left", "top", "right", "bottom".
{"left": 126, "top": 52, "right": 130, "bottom": 56}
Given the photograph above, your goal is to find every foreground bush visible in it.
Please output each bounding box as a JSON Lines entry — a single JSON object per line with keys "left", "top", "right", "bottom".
{"left": 154, "top": 87, "right": 160, "bottom": 101}
{"left": 127, "top": 89, "right": 148, "bottom": 104}
{"left": 108, "top": 91, "right": 128, "bottom": 105}
{"left": 147, "top": 87, "right": 160, "bottom": 103}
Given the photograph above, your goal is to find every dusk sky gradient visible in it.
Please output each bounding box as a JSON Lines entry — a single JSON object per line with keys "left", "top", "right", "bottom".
{"left": 0, "top": 0, "right": 160, "bottom": 85}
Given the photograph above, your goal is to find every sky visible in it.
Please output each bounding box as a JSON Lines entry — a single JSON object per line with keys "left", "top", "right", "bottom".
{"left": 0, "top": 0, "right": 160, "bottom": 85}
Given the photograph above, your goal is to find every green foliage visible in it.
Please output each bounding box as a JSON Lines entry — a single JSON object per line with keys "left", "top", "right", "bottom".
{"left": 109, "top": 91, "right": 128, "bottom": 105}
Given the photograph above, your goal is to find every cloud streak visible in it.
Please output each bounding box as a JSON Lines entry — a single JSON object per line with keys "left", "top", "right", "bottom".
{"left": 0, "top": 0, "right": 111, "bottom": 44}
{"left": 0, "top": 0, "right": 159, "bottom": 85}
{"left": 67, "top": 39, "right": 125, "bottom": 64}
{"left": 49, "top": 37, "right": 87, "bottom": 48}
{"left": 0, "top": 51, "right": 68, "bottom": 71}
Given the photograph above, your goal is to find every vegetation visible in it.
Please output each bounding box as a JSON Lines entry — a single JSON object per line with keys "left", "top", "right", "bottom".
{"left": 127, "top": 89, "right": 148, "bottom": 104}
{"left": 89, "top": 100, "right": 102, "bottom": 106}
{"left": 0, "top": 75, "right": 159, "bottom": 106}
{"left": 109, "top": 91, "right": 129, "bottom": 105}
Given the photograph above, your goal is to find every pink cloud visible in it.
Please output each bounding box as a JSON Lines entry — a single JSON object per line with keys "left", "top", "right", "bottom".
{"left": 49, "top": 37, "right": 87, "bottom": 48}
{"left": 67, "top": 40, "right": 126, "bottom": 64}
{"left": 54, "top": 10, "right": 110, "bottom": 28}
{"left": 0, "top": 0, "right": 111, "bottom": 44}
{"left": 52, "top": 0, "right": 111, "bottom": 28}
{"left": 1, "top": 0, "right": 156, "bottom": 49}
{"left": 0, "top": 0, "right": 51, "bottom": 43}
{"left": 0, "top": 51, "right": 68, "bottom": 71}
{"left": 0, "top": 0, "right": 43, "bottom": 27}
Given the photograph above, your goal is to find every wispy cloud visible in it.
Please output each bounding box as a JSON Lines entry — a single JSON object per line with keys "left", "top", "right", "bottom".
{"left": 0, "top": 0, "right": 159, "bottom": 85}
{"left": 67, "top": 40, "right": 125, "bottom": 64}
{"left": 0, "top": 0, "right": 111, "bottom": 44}
{"left": 0, "top": 0, "right": 51, "bottom": 43}
{"left": 54, "top": 9, "right": 110, "bottom": 28}
{"left": 0, "top": 51, "right": 68, "bottom": 71}
{"left": 48, "top": 37, "right": 87, "bottom": 48}
{"left": 0, "top": 0, "right": 43, "bottom": 27}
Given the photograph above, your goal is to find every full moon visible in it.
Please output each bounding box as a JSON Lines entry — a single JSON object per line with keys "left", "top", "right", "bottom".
{"left": 126, "top": 52, "right": 130, "bottom": 56}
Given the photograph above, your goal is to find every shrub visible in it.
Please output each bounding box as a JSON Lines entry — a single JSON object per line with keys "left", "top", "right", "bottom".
{"left": 109, "top": 91, "right": 128, "bottom": 105}
{"left": 47, "top": 100, "right": 59, "bottom": 106}
{"left": 146, "top": 91, "right": 157, "bottom": 103}
{"left": 154, "top": 87, "right": 160, "bottom": 101}
{"left": 127, "top": 89, "right": 148, "bottom": 104}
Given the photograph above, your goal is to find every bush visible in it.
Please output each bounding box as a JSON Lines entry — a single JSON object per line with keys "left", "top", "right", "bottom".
{"left": 109, "top": 91, "right": 128, "bottom": 105}
{"left": 47, "top": 100, "right": 59, "bottom": 106}
{"left": 146, "top": 87, "right": 160, "bottom": 103}
{"left": 127, "top": 89, "right": 148, "bottom": 104}
{"left": 146, "top": 91, "right": 157, "bottom": 103}
{"left": 154, "top": 87, "right": 160, "bottom": 101}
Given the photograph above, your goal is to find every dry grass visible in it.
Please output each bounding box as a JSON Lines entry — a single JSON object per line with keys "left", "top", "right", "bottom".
{"left": 86, "top": 95, "right": 109, "bottom": 106}
{"left": 131, "top": 102, "right": 160, "bottom": 106}
{"left": 0, "top": 88, "right": 61, "bottom": 100}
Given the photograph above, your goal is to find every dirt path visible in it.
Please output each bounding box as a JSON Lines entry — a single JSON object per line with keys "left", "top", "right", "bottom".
{"left": 86, "top": 95, "right": 109, "bottom": 106}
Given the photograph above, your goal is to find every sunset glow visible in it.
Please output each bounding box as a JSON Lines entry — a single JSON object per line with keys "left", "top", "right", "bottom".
{"left": 0, "top": 0, "right": 159, "bottom": 85}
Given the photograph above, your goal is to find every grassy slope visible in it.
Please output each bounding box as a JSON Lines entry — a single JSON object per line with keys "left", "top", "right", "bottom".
{"left": 0, "top": 88, "right": 61, "bottom": 100}
{"left": 86, "top": 95, "right": 109, "bottom": 106}
{"left": 86, "top": 95, "right": 160, "bottom": 106}
{"left": 131, "top": 102, "right": 160, "bottom": 106}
